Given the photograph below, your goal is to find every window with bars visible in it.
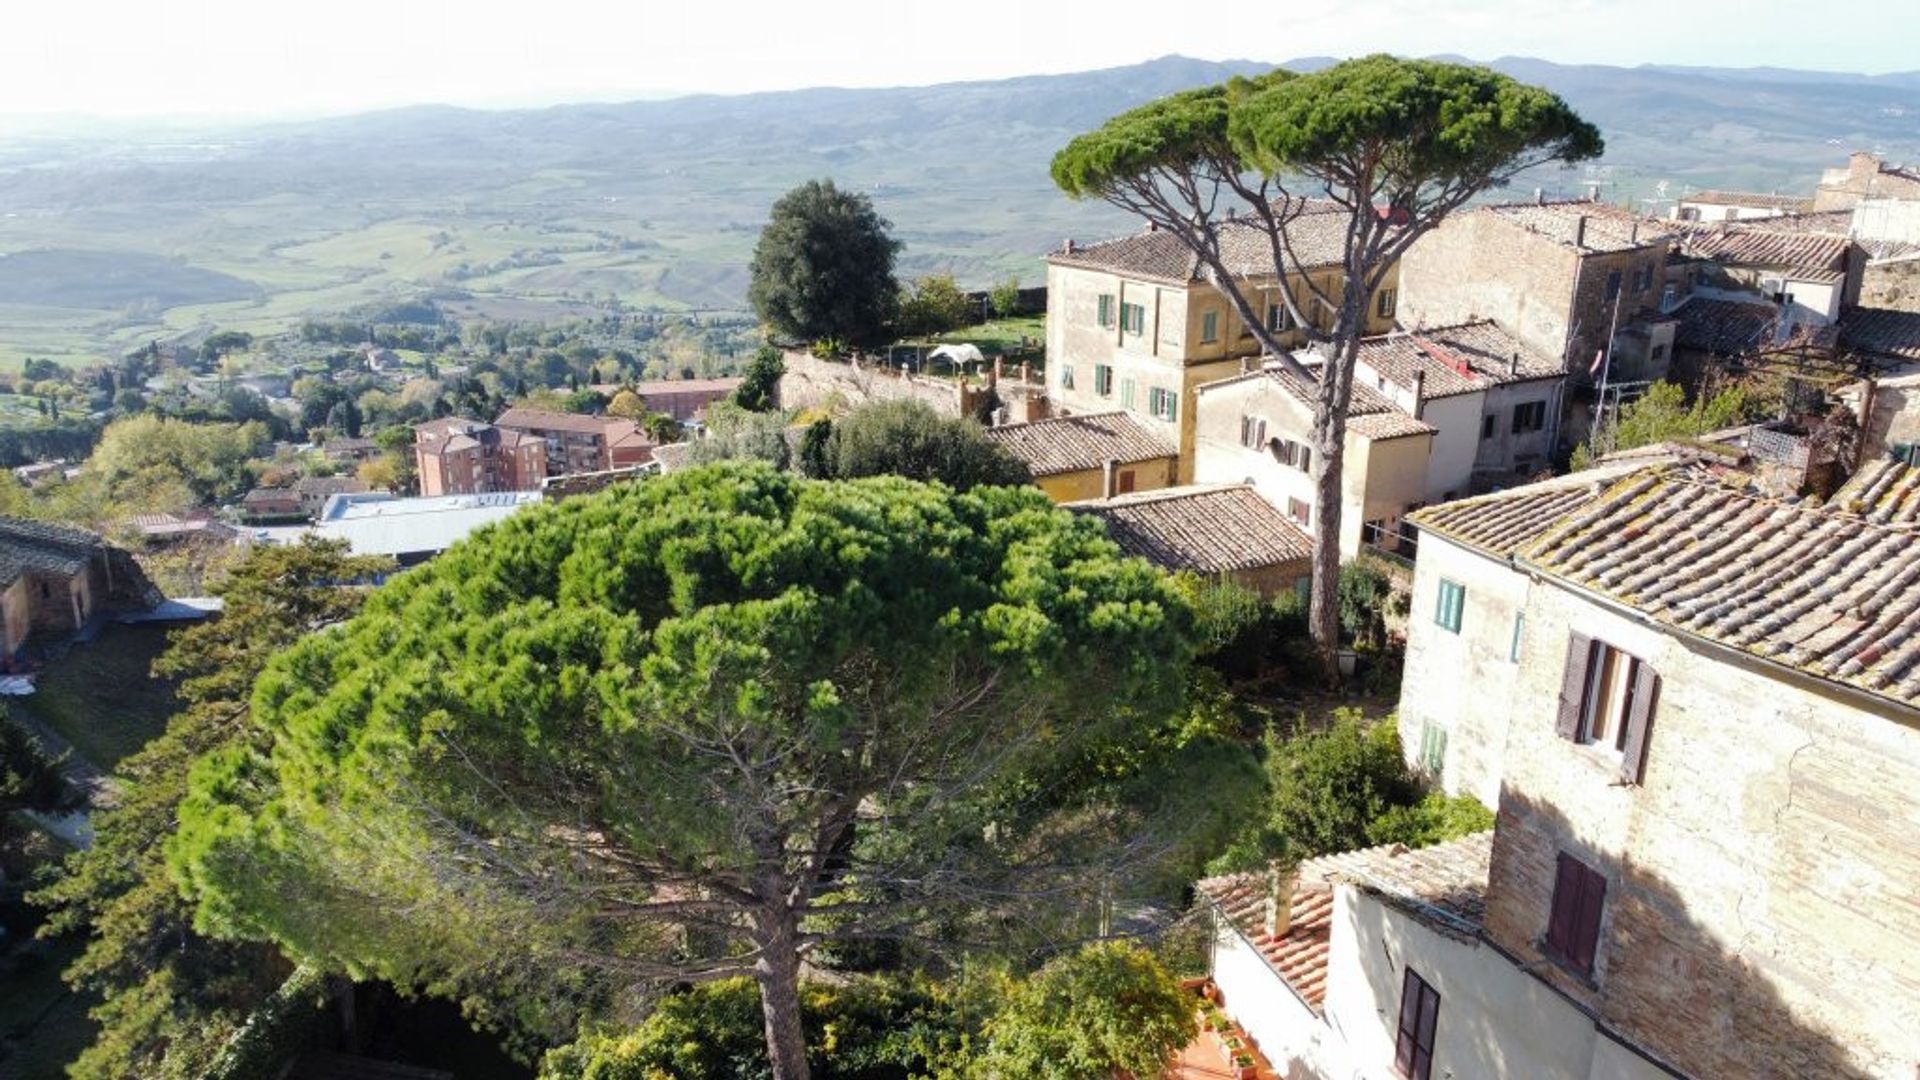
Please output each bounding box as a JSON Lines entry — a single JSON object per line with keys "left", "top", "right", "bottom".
{"left": 1434, "top": 579, "right": 1465, "bottom": 633}
{"left": 1545, "top": 852, "right": 1607, "bottom": 978}
{"left": 1394, "top": 968, "right": 1440, "bottom": 1080}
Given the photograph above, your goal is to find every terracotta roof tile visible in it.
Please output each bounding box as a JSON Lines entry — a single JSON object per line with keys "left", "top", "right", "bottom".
{"left": 1409, "top": 466, "right": 1647, "bottom": 558}
{"left": 1829, "top": 457, "right": 1920, "bottom": 526}
{"left": 1195, "top": 832, "right": 1494, "bottom": 1011}
{"left": 494, "top": 407, "right": 615, "bottom": 436}
{"left": 1682, "top": 191, "right": 1816, "bottom": 213}
{"left": 1356, "top": 321, "right": 1564, "bottom": 400}
{"left": 1676, "top": 227, "right": 1854, "bottom": 273}
{"left": 1671, "top": 297, "right": 1781, "bottom": 356}
{"left": 1069, "top": 484, "right": 1311, "bottom": 574}
{"left": 0, "top": 516, "right": 101, "bottom": 587}
{"left": 1484, "top": 200, "right": 1673, "bottom": 253}
{"left": 1498, "top": 465, "right": 1920, "bottom": 711}
{"left": 983, "top": 412, "right": 1176, "bottom": 477}
{"left": 1839, "top": 305, "right": 1920, "bottom": 364}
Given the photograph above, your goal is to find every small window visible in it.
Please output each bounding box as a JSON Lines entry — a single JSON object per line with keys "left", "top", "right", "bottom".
{"left": 1376, "top": 287, "right": 1398, "bottom": 319}
{"left": 1122, "top": 302, "right": 1147, "bottom": 336}
{"left": 1555, "top": 633, "right": 1661, "bottom": 784}
{"left": 1481, "top": 414, "right": 1496, "bottom": 440}
{"left": 1605, "top": 269, "right": 1622, "bottom": 300}
{"left": 1434, "top": 579, "right": 1465, "bottom": 634}
{"left": 1267, "top": 302, "right": 1293, "bottom": 333}
{"left": 1120, "top": 378, "right": 1136, "bottom": 409}
{"left": 1201, "top": 310, "right": 1220, "bottom": 343}
{"left": 1286, "top": 498, "right": 1311, "bottom": 526}
{"left": 1094, "top": 364, "right": 1113, "bottom": 397}
{"left": 1509, "top": 612, "right": 1525, "bottom": 663}
{"left": 1059, "top": 364, "right": 1075, "bottom": 391}
{"left": 1511, "top": 401, "right": 1546, "bottom": 434}
{"left": 1394, "top": 968, "right": 1440, "bottom": 1080}
{"left": 1418, "top": 722, "right": 1447, "bottom": 776}
{"left": 1650, "top": 344, "right": 1668, "bottom": 362}
{"left": 1545, "top": 852, "right": 1607, "bottom": 978}
{"left": 1239, "top": 415, "right": 1268, "bottom": 449}
{"left": 1096, "top": 294, "right": 1115, "bottom": 329}
{"left": 1146, "top": 386, "right": 1178, "bottom": 422}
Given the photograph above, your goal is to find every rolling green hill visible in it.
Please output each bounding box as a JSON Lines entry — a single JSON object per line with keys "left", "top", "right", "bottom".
{"left": 0, "top": 54, "right": 1915, "bottom": 366}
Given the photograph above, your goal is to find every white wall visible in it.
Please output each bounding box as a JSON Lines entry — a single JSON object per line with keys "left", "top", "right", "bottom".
{"left": 1326, "top": 889, "right": 1674, "bottom": 1080}
{"left": 1852, "top": 198, "right": 1920, "bottom": 244}
{"left": 1211, "top": 914, "right": 1359, "bottom": 1080}
{"left": 1414, "top": 394, "right": 1483, "bottom": 503}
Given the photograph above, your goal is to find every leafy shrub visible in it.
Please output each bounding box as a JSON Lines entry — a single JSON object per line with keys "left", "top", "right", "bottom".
{"left": 1367, "top": 792, "right": 1496, "bottom": 848}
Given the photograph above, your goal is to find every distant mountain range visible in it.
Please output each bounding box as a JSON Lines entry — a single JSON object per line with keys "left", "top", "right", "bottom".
{"left": 1, "top": 54, "right": 1916, "bottom": 362}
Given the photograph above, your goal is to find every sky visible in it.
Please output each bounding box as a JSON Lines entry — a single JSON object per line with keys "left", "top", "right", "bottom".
{"left": 3, "top": 0, "right": 1913, "bottom": 121}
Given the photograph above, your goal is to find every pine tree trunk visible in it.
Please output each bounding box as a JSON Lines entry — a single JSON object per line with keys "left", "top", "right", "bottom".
{"left": 1306, "top": 289, "right": 1369, "bottom": 682}
{"left": 754, "top": 901, "right": 812, "bottom": 1080}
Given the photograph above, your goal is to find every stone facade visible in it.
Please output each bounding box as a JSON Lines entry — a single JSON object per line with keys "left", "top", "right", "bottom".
{"left": 774, "top": 349, "right": 1011, "bottom": 420}
{"left": 1814, "top": 151, "right": 1920, "bottom": 212}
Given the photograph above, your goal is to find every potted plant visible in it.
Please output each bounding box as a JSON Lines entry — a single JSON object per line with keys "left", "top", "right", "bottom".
{"left": 1234, "top": 1051, "right": 1258, "bottom": 1080}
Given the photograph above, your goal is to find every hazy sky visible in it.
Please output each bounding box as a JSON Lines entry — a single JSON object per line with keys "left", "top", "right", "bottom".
{"left": 5, "top": 0, "right": 1912, "bottom": 119}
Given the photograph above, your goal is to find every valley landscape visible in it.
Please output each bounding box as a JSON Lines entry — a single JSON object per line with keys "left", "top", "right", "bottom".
{"left": 2, "top": 53, "right": 1918, "bottom": 366}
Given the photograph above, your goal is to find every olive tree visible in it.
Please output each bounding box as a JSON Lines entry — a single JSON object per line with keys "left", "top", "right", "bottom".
{"left": 170, "top": 463, "right": 1209, "bottom": 1080}
{"left": 1053, "top": 55, "right": 1601, "bottom": 669}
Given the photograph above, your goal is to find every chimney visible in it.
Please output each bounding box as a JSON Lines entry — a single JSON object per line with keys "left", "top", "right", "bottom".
{"left": 1019, "top": 360, "right": 1031, "bottom": 383}
{"left": 1146, "top": 221, "right": 1159, "bottom": 233}
{"left": 1264, "top": 865, "right": 1298, "bottom": 939}
{"left": 1102, "top": 457, "right": 1121, "bottom": 500}
{"left": 1063, "top": 238, "right": 1076, "bottom": 254}
{"left": 1412, "top": 369, "right": 1426, "bottom": 420}
{"left": 1575, "top": 215, "right": 1589, "bottom": 250}
{"left": 1534, "top": 187, "right": 1546, "bottom": 205}
{"left": 1509, "top": 351, "right": 1520, "bottom": 377}
{"left": 1631, "top": 220, "right": 1641, "bottom": 244}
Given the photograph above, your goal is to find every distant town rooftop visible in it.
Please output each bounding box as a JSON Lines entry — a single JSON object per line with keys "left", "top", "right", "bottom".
{"left": 1680, "top": 190, "right": 1815, "bottom": 213}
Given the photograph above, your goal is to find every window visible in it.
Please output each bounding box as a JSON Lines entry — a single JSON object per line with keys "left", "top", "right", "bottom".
{"left": 1376, "top": 287, "right": 1398, "bottom": 319}
{"left": 1147, "top": 386, "right": 1178, "bottom": 422}
{"left": 1434, "top": 579, "right": 1465, "bottom": 634}
{"left": 1509, "top": 612, "right": 1525, "bottom": 663}
{"left": 1545, "top": 852, "right": 1607, "bottom": 978}
{"left": 1650, "top": 343, "right": 1668, "bottom": 363}
{"left": 1511, "top": 401, "right": 1546, "bottom": 434}
{"left": 1059, "top": 364, "right": 1075, "bottom": 390}
{"left": 1605, "top": 269, "right": 1622, "bottom": 301}
{"left": 1201, "top": 310, "right": 1220, "bottom": 343}
{"left": 1239, "top": 415, "right": 1268, "bottom": 449}
{"left": 1394, "top": 968, "right": 1440, "bottom": 1080}
{"left": 1120, "top": 377, "right": 1136, "bottom": 409}
{"left": 1267, "top": 302, "right": 1293, "bottom": 333}
{"left": 1094, "top": 364, "right": 1114, "bottom": 397}
{"left": 1418, "top": 722, "right": 1447, "bottom": 776}
{"left": 1286, "top": 498, "right": 1311, "bottom": 527}
{"left": 1117, "top": 469, "right": 1136, "bottom": 494}
{"left": 1270, "top": 438, "right": 1312, "bottom": 473}
{"left": 1121, "top": 302, "right": 1147, "bottom": 336}
{"left": 1096, "top": 294, "right": 1116, "bottom": 329}
{"left": 1555, "top": 633, "right": 1661, "bottom": 784}
{"left": 1481, "top": 414, "right": 1496, "bottom": 440}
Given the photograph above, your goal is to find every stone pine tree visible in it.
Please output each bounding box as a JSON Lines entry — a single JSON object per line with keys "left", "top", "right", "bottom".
{"left": 169, "top": 463, "right": 1209, "bottom": 1080}
{"left": 1053, "top": 56, "right": 1602, "bottom": 670}
{"left": 749, "top": 179, "right": 902, "bottom": 351}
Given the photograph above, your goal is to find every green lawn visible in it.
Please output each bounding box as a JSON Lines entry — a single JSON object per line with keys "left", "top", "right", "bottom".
{"left": 30, "top": 624, "right": 178, "bottom": 770}
{"left": 928, "top": 315, "right": 1046, "bottom": 358}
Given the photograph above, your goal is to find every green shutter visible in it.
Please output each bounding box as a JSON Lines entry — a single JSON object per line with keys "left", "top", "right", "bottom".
{"left": 1121, "top": 379, "right": 1135, "bottom": 408}
{"left": 1419, "top": 722, "right": 1448, "bottom": 774}
{"left": 1509, "top": 612, "right": 1525, "bottom": 662}
{"left": 1202, "top": 311, "right": 1218, "bottom": 342}
{"left": 1436, "top": 579, "right": 1464, "bottom": 633}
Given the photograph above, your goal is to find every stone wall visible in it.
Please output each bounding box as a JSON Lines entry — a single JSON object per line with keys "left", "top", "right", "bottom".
{"left": 1481, "top": 576, "right": 1920, "bottom": 1078}
{"left": 776, "top": 350, "right": 972, "bottom": 417}
{"left": 1861, "top": 258, "right": 1920, "bottom": 312}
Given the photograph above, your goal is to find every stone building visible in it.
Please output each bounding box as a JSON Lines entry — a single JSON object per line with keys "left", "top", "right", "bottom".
{"left": 1398, "top": 200, "right": 1676, "bottom": 386}
{"left": 1374, "top": 457, "right": 1920, "bottom": 1078}
{"left": 623, "top": 377, "right": 742, "bottom": 421}
{"left": 0, "top": 517, "right": 161, "bottom": 659}
{"left": 1045, "top": 203, "right": 1401, "bottom": 479}
{"left": 414, "top": 417, "right": 547, "bottom": 496}
{"left": 1814, "top": 150, "right": 1920, "bottom": 211}
{"left": 982, "top": 411, "right": 1178, "bottom": 502}
{"left": 1190, "top": 362, "right": 1435, "bottom": 560}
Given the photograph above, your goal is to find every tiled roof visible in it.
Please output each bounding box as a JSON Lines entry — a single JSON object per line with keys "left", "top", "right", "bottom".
{"left": 0, "top": 516, "right": 102, "bottom": 587}
{"left": 1682, "top": 191, "right": 1815, "bottom": 213}
{"left": 1198, "top": 364, "right": 1436, "bottom": 441}
{"left": 293, "top": 476, "right": 369, "bottom": 497}
{"left": 1671, "top": 297, "right": 1781, "bottom": 355}
{"left": 629, "top": 377, "right": 742, "bottom": 396}
{"left": 495, "top": 407, "right": 613, "bottom": 436}
{"left": 1067, "top": 484, "right": 1311, "bottom": 574}
{"left": 984, "top": 412, "right": 1176, "bottom": 477}
{"left": 1830, "top": 457, "right": 1920, "bottom": 525}
{"left": 1049, "top": 204, "right": 1357, "bottom": 283}
{"left": 1484, "top": 200, "right": 1673, "bottom": 253}
{"left": 1676, "top": 227, "right": 1853, "bottom": 272}
{"left": 650, "top": 442, "right": 697, "bottom": 473}
{"left": 1196, "top": 831, "right": 1495, "bottom": 1011}
{"left": 1408, "top": 465, "right": 1647, "bottom": 558}
{"left": 1491, "top": 465, "right": 1920, "bottom": 711}
{"left": 1839, "top": 305, "right": 1920, "bottom": 364}
{"left": 1357, "top": 321, "right": 1564, "bottom": 400}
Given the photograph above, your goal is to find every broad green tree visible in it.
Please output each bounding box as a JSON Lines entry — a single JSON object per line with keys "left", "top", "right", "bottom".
{"left": 732, "top": 345, "right": 786, "bottom": 412}
{"left": 828, "top": 399, "right": 1030, "bottom": 491}
{"left": 1054, "top": 56, "right": 1601, "bottom": 669}
{"left": 973, "top": 941, "right": 1194, "bottom": 1080}
{"left": 169, "top": 464, "right": 1202, "bottom": 1080}
{"left": 897, "top": 273, "right": 975, "bottom": 339}
{"left": 34, "top": 538, "right": 393, "bottom": 1080}
{"left": 1572, "top": 379, "right": 1755, "bottom": 469}
{"left": 749, "top": 180, "right": 901, "bottom": 349}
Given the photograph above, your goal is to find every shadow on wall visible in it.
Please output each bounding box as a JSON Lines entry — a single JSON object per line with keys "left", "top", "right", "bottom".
{"left": 1492, "top": 790, "right": 1880, "bottom": 1080}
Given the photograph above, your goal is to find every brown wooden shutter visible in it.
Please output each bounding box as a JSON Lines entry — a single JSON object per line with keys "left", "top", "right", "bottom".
{"left": 1620, "top": 663, "right": 1661, "bottom": 785}
{"left": 1555, "top": 633, "right": 1593, "bottom": 741}
{"left": 1547, "top": 853, "right": 1580, "bottom": 955}
{"left": 1571, "top": 864, "right": 1607, "bottom": 975}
